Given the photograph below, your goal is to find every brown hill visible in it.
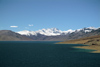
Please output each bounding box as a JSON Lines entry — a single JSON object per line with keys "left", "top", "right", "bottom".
{"left": 0, "top": 30, "right": 33, "bottom": 41}
{"left": 57, "top": 35, "right": 100, "bottom": 53}
{"left": 57, "top": 35, "right": 100, "bottom": 45}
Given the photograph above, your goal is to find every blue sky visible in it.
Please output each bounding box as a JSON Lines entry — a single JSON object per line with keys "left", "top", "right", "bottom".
{"left": 0, "top": 0, "right": 100, "bottom": 31}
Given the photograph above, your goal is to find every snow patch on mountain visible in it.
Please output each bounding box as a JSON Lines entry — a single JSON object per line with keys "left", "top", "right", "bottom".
{"left": 87, "top": 27, "right": 97, "bottom": 30}
{"left": 75, "top": 27, "right": 97, "bottom": 33}
{"left": 62, "top": 29, "right": 75, "bottom": 34}
{"left": 83, "top": 27, "right": 98, "bottom": 33}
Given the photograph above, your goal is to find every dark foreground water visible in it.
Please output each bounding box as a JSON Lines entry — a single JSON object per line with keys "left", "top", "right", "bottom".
{"left": 0, "top": 41, "right": 100, "bottom": 67}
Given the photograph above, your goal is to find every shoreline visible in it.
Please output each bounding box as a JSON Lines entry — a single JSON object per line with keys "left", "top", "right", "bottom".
{"left": 73, "top": 45, "right": 100, "bottom": 53}
{"left": 56, "top": 35, "right": 100, "bottom": 53}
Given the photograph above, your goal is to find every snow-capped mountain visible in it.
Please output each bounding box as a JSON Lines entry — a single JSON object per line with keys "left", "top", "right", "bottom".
{"left": 17, "top": 27, "right": 98, "bottom": 36}
{"left": 17, "top": 30, "right": 37, "bottom": 36}
{"left": 35, "top": 28, "right": 62, "bottom": 36}
{"left": 75, "top": 27, "right": 98, "bottom": 32}
{"left": 17, "top": 28, "right": 75, "bottom": 36}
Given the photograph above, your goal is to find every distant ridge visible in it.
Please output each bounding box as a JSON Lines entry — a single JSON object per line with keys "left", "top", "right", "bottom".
{"left": 0, "top": 30, "right": 33, "bottom": 41}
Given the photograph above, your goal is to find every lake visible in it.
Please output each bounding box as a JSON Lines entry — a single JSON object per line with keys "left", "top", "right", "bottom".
{"left": 0, "top": 41, "right": 100, "bottom": 67}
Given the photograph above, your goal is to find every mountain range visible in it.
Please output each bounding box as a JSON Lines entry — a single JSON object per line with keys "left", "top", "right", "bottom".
{"left": 17, "top": 27, "right": 97, "bottom": 36}
{"left": 17, "top": 27, "right": 100, "bottom": 41}
{"left": 0, "top": 27, "right": 100, "bottom": 41}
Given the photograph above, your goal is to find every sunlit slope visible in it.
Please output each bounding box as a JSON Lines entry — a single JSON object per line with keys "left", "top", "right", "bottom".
{"left": 57, "top": 35, "right": 100, "bottom": 45}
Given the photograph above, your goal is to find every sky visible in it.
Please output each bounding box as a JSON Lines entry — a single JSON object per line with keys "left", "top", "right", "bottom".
{"left": 0, "top": 0, "right": 100, "bottom": 32}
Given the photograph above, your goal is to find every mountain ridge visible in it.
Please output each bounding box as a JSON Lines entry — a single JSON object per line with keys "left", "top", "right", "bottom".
{"left": 17, "top": 27, "right": 98, "bottom": 36}
{"left": 16, "top": 27, "right": 100, "bottom": 41}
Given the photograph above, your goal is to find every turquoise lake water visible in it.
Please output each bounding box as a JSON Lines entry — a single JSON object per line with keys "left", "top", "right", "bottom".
{"left": 0, "top": 41, "right": 100, "bottom": 67}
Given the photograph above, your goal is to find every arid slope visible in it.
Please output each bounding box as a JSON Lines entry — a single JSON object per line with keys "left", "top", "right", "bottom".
{"left": 57, "top": 35, "right": 100, "bottom": 53}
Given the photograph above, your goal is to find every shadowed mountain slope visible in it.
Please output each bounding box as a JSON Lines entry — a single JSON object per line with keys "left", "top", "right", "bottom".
{"left": 0, "top": 30, "right": 33, "bottom": 41}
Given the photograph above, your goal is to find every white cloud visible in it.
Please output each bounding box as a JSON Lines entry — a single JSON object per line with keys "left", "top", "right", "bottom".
{"left": 29, "top": 24, "right": 33, "bottom": 26}
{"left": 10, "top": 26, "right": 18, "bottom": 28}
